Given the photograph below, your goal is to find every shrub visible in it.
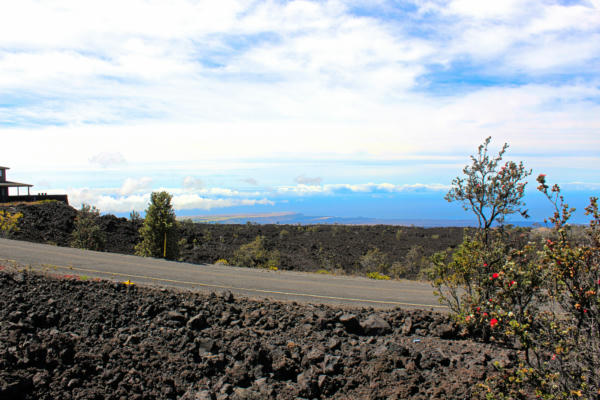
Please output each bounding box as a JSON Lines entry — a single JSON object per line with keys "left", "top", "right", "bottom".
{"left": 366, "top": 271, "right": 391, "bottom": 280}
{"left": 135, "top": 191, "right": 179, "bottom": 260}
{"left": 359, "top": 248, "right": 389, "bottom": 275}
{"left": 391, "top": 245, "right": 429, "bottom": 280}
{"left": 433, "top": 138, "right": 600, "bottom": 398}
{"left": 0, "top": 210, "right": 22, "bottom": 238}
{"left": 232, "top": 235, "right": 280, "bottom": 269}
{"left": 215, "top": 259, "right": 229, "bottom": 265}
{"left": 431, "top": 137, "right": 536, "bottom": 342}
{"left": 70, "top": 204, "right": 105, "bottom": 251}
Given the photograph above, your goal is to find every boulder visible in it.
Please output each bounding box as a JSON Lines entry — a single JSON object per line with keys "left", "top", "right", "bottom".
{"left": 360, "top": 315, "right": 391, "bottom": 335}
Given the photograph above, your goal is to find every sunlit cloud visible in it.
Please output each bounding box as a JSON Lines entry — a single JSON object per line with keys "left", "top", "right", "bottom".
{"left": 120, "top": 177, "right": 153, "bottom": 196}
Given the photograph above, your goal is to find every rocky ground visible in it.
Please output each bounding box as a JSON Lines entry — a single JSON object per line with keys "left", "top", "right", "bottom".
{"left": 0, "top": 266, "right": 515, "bottom": 400}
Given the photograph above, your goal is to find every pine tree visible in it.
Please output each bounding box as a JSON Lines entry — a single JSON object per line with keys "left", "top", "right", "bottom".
{"left": 135, "top": 191, "right": 179, "bottom": 260}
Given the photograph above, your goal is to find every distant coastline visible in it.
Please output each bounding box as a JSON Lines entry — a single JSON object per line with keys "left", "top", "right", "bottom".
{"left": 178, "top": 211, "right": 544, "bottom": 228}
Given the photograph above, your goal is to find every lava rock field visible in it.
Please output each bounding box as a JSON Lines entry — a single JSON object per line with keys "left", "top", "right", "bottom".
{"left": 0, "top": 268, "right": 514, "bottom": 399}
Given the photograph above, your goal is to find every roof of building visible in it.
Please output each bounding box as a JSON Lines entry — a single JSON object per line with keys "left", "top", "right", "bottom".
{"left": 0, "top": 166, "right": 9, "bottom": 170}
{"left": 0, "top": 181, "right": 33, "bottom": 188}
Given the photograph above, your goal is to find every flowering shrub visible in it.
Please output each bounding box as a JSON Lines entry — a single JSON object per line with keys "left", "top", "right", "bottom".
{"left": 433, "top": 138, "right": 600, "bottom": 398}
{"left": 431, "top": 137, "right": 541, "bottom": 343}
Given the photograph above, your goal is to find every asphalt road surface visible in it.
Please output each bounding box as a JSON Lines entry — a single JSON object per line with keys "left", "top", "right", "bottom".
{"left": 0, "top": 238, "right": 446, "bottom": 310}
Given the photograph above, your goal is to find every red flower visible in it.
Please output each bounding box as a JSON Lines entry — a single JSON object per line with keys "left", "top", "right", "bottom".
{"left": 483, "top": 312, "right": 488, "bottom": 317}
{"left": 509, "top": 280, "right": 516, "bottom": 287}
{"left": 490, "top": 318, "right": 498, "bottom": 328}
{"left": 491, "top": 273, "right": 499, "bottom": 279}
{"left": 483, "top": 263, "right": 488, "bottom": 267}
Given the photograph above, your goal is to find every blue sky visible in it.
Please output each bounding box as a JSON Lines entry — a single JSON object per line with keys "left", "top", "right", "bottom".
{"left": 1, "top": 0, "right": 599, "bottom": 224}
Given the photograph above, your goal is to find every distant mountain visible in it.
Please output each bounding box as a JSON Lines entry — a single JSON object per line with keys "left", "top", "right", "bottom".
{"left": 179, "top": 212, "right": 490, "bottom": 227}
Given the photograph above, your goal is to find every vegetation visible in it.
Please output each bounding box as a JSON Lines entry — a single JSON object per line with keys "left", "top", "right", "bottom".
{"left": 390, "top": 245, "right": 431, "bottom": 280}
{"left": 135, "top": 191, "right": 179, "bottom": 260}
{"left": 70, "top": 204, "right": 105, "bottom": 251}
{"left": 129, "top": 210, "right": 142, "bottom": 223}
{"left": 232, "top": 235, "right": 280, "bottom": 269}
{"left": 366, "top": 271, "right": 391, "bottom": 280}
{"left": 359, "top": 247, "right": 389, "bottom": 275}
{"left": 0, "top": 210, "right": 22, "bottom": 238}
{"left": 431, "top": 138, "right": 600, "bottom": 398}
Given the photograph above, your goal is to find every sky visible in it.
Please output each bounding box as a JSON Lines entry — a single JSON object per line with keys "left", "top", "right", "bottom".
{"left": 1, "top": 0, "right": 599, "bottom": 224}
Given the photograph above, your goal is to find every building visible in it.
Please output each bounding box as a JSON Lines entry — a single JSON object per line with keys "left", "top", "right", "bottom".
{"left": 0, "top": 166, "right": 68, "bottom": 204}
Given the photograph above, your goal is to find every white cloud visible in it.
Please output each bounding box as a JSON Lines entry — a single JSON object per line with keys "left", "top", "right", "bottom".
{"left": 295, "top": 175, "right": 323, "bottom": 185}
{"left": 64, "top": 186, "right": 275, "bottom": 213}
{"left": 183, "top": 176, "right": 204, "bottom": 190}
{"left": 241, "top": 177, "right": 259, "bottom": 185}
{"left": 428, "top": 0, "right": 600, "bottom": 74}
{"left": 172, "top": 195, "right": 274, "bottom": 210}
{"left": 120, "top": 177, "right": 153, "bottom": 196}
{"left": 89, "top": 152, "right": 127, "bottom": 168}
{"left": 278, "top": 182, "right": 449, "bottom": 195}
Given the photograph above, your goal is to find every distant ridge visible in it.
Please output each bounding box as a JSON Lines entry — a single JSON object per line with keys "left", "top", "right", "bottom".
{"left": 179, "top": 212, "right": 488, "bottom": 227}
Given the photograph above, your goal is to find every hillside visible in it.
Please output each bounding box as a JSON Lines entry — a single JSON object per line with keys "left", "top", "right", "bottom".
{"left": 1, "top": 201, "right": 465, "bottom": 278}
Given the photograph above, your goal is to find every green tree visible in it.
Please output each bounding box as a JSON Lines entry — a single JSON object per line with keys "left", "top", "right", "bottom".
{"left": 70, "top": 204, "right": 105, "bottom": 251}
{"left": 135, "top": 191, "right": 179, "bottom": 260}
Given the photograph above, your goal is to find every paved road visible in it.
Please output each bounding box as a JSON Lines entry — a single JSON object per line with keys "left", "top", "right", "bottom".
{"left": 0, "top": 238, "right": 445, "bottom": 310}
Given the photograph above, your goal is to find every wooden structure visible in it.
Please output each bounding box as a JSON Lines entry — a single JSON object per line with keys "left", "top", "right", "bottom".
{"left": 0, "top": 166, "right": 68, "bottom": 204}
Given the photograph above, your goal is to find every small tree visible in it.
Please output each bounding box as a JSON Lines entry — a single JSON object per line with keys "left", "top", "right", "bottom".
{"left": 129, "top": 210, "right": 142, "bottom": 223}
{"left": 445, "top": 136, "right": 531, "bottom": 232}
{"left": 135, "top": 191, "right": 179, "bottom": 260}
{"left": 431, "top": 137, "right": 539, "bottom": 341}
{"left": 0, "top": 210, "right": 23, "bottom": 238}
{"left": 70, "top": 204, "right": 105, "bottom": 251}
